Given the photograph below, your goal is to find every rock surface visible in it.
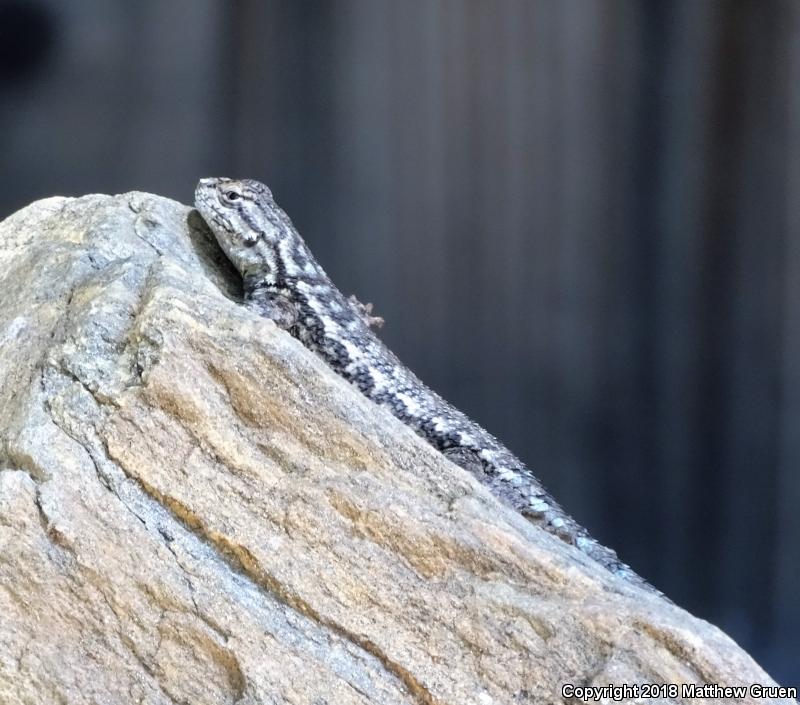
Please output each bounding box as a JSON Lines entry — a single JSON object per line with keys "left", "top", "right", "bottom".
{"left": 0, "top": 192, "right": 792, "bottom": 705}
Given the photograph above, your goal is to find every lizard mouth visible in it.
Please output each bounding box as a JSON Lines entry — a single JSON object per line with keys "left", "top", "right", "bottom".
{"left": 194, "top": 180, "right": 234, "bottom": 235}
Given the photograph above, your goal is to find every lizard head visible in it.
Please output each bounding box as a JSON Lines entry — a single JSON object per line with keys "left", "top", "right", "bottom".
{"left": 194, "top": 177, "right": 285, "bottom": 280}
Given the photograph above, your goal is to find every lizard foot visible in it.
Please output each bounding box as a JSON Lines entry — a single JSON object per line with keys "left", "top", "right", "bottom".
{"left": 348, "top": 294, "right": 384, "bottom": 329}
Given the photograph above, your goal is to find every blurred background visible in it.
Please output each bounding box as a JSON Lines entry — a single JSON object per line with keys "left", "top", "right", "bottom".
{"left": 0, "top": 0, "right": 797, "bottom": 683}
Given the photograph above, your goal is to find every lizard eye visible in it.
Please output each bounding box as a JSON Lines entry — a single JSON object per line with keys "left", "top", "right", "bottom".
{"left": 223, "top": 190, "right": 241, "bottom": 203}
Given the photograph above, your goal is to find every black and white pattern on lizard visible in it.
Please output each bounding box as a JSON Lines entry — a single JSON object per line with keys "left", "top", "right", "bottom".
{"left": 194, "top": 177, "right": 653, "bottom": 591}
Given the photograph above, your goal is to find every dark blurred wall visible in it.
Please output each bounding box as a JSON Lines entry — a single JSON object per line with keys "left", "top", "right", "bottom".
{"left": 0, "top": 0, "right": 797, "bottom": 683}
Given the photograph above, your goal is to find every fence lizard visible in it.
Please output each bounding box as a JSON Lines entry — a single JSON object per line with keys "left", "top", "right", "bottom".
{"left": 194, "top": 177, "right": 653, "bottom": 591}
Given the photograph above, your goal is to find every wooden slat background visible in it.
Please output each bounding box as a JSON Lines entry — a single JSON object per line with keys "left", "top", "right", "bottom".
{"left": 0, "top": 0, "right": 796, "bottom": 683}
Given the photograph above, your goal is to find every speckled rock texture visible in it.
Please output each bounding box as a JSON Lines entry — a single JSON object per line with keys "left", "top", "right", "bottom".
{"left": 0, "top": 193, "right": 792, "bottom": 705}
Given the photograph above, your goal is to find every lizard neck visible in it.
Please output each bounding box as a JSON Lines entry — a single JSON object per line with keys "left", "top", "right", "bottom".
{"left": 265, "top": 226, "right": 347, "bottom": 306}
{"left": 268, "top": 226, "right": 329, "bottom": 290}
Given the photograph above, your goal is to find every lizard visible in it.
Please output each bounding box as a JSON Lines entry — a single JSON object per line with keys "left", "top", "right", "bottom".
{"left": 194, "top": 176, "right": 654, "bottom": 591}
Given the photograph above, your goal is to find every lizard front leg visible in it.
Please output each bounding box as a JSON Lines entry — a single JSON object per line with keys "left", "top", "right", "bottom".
{"left": 243, "top": 275, "right": 298, "bottom": 330}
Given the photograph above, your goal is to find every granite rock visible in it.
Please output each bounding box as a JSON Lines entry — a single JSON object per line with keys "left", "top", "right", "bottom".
{"left": 0, "top": 193, "right": 792, "bottom": 704}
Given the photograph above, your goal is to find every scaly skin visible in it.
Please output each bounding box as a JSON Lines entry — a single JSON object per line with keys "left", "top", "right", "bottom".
{"left": 194, "top": 176, "right": 654, "bottom": 591}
